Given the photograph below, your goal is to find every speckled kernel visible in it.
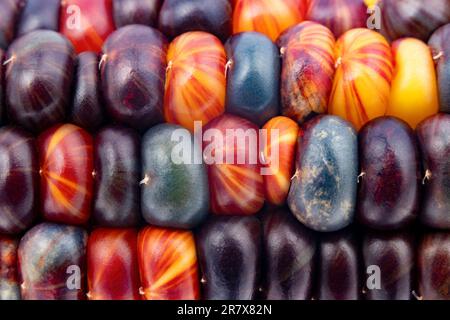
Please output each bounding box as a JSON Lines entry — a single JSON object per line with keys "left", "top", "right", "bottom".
{"left": 288, "top": 115, "right": 358, "bottom": 232}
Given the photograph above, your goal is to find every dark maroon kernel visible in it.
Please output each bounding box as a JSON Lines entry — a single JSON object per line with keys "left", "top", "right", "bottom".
{"left": 0, "top": 126, "right": 38, "bottom": 235}
{"left": 262, "top": 207, "right": 316, "bottom": 300}
{"left": 357, "top": 116, "right": 420, "bottom": 230}
{"left": 101, "top": 25, "right": 167, "bottom": 132}
{"left": 158, "top": 0, "right": 232, "bottom": 42}
{"left": 416, "top": 113, "right": 450, "bottom": 230}
{"left": 429, "top": 24, "right": 450, "bottom": 113}
{"left": 72, "top": 52, "right": 105, "bottom": 131}
{"left": 5, "top": 30, "right": 75, "bottom": 132}
{"left": 196, "top": 216, "right": 261, "bottom": 300}
{"left": 317, "top": 230, "right": 360, "bottom": 300}
{"left": 379, "top": 0, "right": 450, "bottom": 42}
{"left": 362, "top": 231, "right": 414, "bottom": 300}
{"left": 0, "top": 0, "right": 22, "bottom": 49}
{"left": 418, "top": 233, "right": 450, "bottom": 300}
{"left": 113, "top": 0, "right": 162, "bottom": 28}
{"left": 94, "top": 125, "right": 141, "bottom": 227}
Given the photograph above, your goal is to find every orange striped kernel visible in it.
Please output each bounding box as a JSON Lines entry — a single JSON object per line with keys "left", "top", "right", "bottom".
{"left": 233, "top": 0, "right": 306, "bottom": 41}
{"left": 329, "top": 28, "right": 393, "bottom": 130}
{"left": 38, "top": 124, "right": 94, "bottom": 225}
{"left": 59, "top": 0, "right": 115, "bottom": 53}
{"left": 278, "top": 21, "right": 336, "bottom": 123}
{"left": 164, "top": 31, "right": 226, "bottom": 132}
{"left": 387, "top": 38, "right": 439, "bottom": 129}
{"left": 204, "top": 114, "right": 265, "bottom": 215}
{"left": 87, "top": 229, "right": 141, "bottom": 300}
{"left": 262, "top": 116, "right": 300, "bottom": 206}
{"left": 137, "top": 226, "right": 200, "bottom": 300}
